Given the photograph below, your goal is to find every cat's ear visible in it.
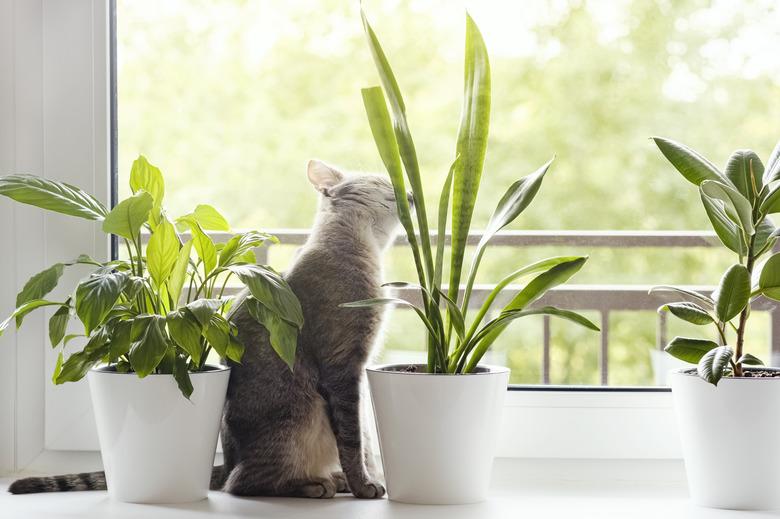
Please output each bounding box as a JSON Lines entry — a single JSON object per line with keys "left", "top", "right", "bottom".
{"left": 307, "top": 160, "right": 343, "bottom": 194}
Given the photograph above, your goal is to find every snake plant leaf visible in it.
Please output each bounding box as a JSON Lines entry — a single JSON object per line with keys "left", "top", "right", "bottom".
{"left": 146, "top": 217, "right": 179, "bottom": 287}
{"left": 434, "top": 157, "right": 458, "bottom": 293}
{"left": 436, "top": 289, "right": 465, "bottom": 340}
{"left": 448, "top": 13, "right": 491, "bottom": 304}
{"left": 340, "top": 297, "right": 439, "bottom": 340}
{"left": 652, "top": 137, "right": 726, "bottom": 186}
{"left": 129, "top": 155, "right": 165, "bottom": 227}
{"left": 699, "top": 191, "right": 746, "bottom": 255}
{"left": 664, "top": 336, "right": 719, "bottom": 363}
{"left": 0, "top": 174, "right": 108, "bottom": 220}
{"left": 128, "top": 314, "right": 169, "bottom": 378}
{"left": 738, "top": 353, "right": 764, "bottom": 366}
{"left": 660, "top": 302, "right": 714, "bottom": 325}
{"left": 724, "top": 149, "right": 763, "bottom": 203}
{"left": 245, "top": 298, "right": 298, "bottom": 370}
{"left": 758, "top": 252, "right": 780, "bottom": 301}
{"left": 102, "top": 191, "right": 154, "bottom": 241}
{"left": 361, "top": 9, "right": 433, "bottom": 283}
{"left": 697, "top": 345, "right": 734, "bottom": 385}
{"left": 228, "top": 264, "right": 303, "bottom": 328}
{"left": 762, "top": 139, "right": 780, "bottom": 184}
{"left": 503, "top": 257, "right": 588, "bottom": 313}
{"left": 700, "top": 180, "right": 755, "bottom": 236}
{"left": 75, "top": 271, "right": 129, "bottom": 334}
{"left": 361, "top": 86, "right": 426, "bottom": 288}
{"left": 713, "top": 264, "right": 750, "bottom": 322}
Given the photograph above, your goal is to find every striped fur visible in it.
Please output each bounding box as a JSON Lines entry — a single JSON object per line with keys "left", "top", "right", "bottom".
{"left": 8, "top": 471, "right": 106, "bottom": 494}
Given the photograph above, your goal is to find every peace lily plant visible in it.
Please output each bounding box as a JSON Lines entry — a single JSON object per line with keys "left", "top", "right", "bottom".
{"left": 347, "top": 10, "right": 599, "bottom": 505}
{"left": 0, "top": 156, "right": 302, "bottom": 398}
{"left": 654, "top": 137, "right": 780, "bottom": 511}
{"left": 653, "top": 137, "right": 780, "bottom": 385}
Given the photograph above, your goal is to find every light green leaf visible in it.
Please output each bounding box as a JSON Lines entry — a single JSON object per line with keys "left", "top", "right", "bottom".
{"left": 168, "top": 240, "right": 193, "bottom": 305}
{"left": 449, "top": 13, "right": 491, "bottom": 305}
{"left": 129, "top": 314, "right": 169, "bottom": 378}
{"left": 129, "top": 155, "right": 164, "bottom": 226}
{"left": 102, "top": 191, "right": 154, "bottom": 241}
{"left": 340, "top": 297, "right": 439, "bottom": 340}
{"left": 652, "top": 137, "right": 725, "bottom": 186}
{"left": 724, "top": 149, "right": 763, "bottom": 203}
{"left": 700, "top": 180, "right": 754, "bottom": 237}
{"left": 218, "top": 231, "right": 273, "bottom": 268}
{"left": 51, "top": 352, "right": 63, "bottom": 384}
{"left": 664, "top": 336, "right": 719, "bottom": 363}
{"left": 191, "top": 204, "right": 230, "bottom": 231}
{"left": 16, "top": 263, "right": 64, "bottom": 309}
{"left": 699, "top": 191, "right": 746, "bottom": 255}
{"left": 227, "top": 264, "right": 303, "bottom": 328}
{"left": 697, "top": 345, "right": 734, "bottom": 385}
{"left": 245, "top": 298, "right": 298, "bottom": 370}
{"left": 0, "top": 174, "right": 107, "bottom": 220}
{"left": 660, "top": 302, "right": 714, "bottom": 325}
{"left": 648, "top": 285, "right": 714, "bottom": 307}
{"left": 0, "top": 299, "right": 63, "bottom": 337}
{"left": 763, "top": 139, "right": 780, "bottom": 184}
{"left": 713, "top": 264, "right": 750, "bottom": 322}
{"left": 178, "top": 216, "right": 217, "bottom": 275}
{"left": 146, "top": 217, "right": 179, "bottom": 286}
{"left": 75, "top": 271, "right": 128, "bottom": 334}
{"left": 503, "top": 257, "right": 588, "bottom": 313}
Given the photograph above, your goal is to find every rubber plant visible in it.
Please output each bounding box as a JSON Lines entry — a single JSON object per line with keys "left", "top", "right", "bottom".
{"left": 342, "top": 10, "right": 600, "bottom": 373}
{"left": 0, "top": 156, "right": 302, "bottom": 397}
{"left": 652, "top": 137, "right": 780, "bottom": 385}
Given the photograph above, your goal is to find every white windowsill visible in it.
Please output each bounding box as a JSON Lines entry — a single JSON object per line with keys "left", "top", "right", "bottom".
{"left": 2, "top": 451, "right": 773, "bottom": 518}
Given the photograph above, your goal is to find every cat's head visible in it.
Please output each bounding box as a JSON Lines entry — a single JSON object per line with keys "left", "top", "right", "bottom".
{"left": 307, "top": 159, "right": 411, "bottom": 248}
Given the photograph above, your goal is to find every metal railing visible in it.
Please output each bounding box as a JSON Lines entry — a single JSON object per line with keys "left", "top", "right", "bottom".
{"left": 173, "top": 229, "right": 780, "bottom": 385}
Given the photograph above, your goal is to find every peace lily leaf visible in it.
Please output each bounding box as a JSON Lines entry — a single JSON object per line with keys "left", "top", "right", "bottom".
{"left": 48, "top": 303, "right": 71, "bottom": 347}
{"left": 190, "top": 204, "right": 230, "bottom": 231}
{"left": 758, "top": 252, "right": 780, "bottom": 301}
{"left": 168, "top": 240, "right": 193, "bottom": 305}
{"left": 227, "top": 335, "right": 245, "bottom": 364}
{"left": 75, "top": 271, "right": 129, "bottom": 334}
{"left": 146, "top": 217, "right": 179, "bottom": 286}
{"left": 228, "top": 264, "right": 303, "bottom": 328}
{"left": 129, "top": 315, "right": 169, "bottom": 378}
{"left": 652, "top": 137, "right": 725, "bottom": 186}
{"left": 699, "top": 191, "right": 746, "bottom": 255}
{"left": 713, "top": 264, "right": 750, "bottom": 322}
{"left": 172, "top": 356, "right": 194, "bottom": 399}
{"left": 700, "top": 180, "right": 754, "bottom": 236}
{"left": 16, "top": 263, "right": 64, "bottom": 309}
{"left": 449, "top": 13, "right": 491, "bottom": 305}
{"left": 762, "top": 139, "right": 780, "bottom": 184}
{"left": 55, "top": 329, "right": 111, "bottom": 384}
{"left": 107, "top": 319, "right": 132, "bottom": 361}
{"left": 664, "top": 337, "right": 719, "bottom": 364}
{"left": 178, "top": 216, "right": 217, "bottom": 275}
{"left": 129, "top": 155, "right": 164, "bottom": 226}
{"left": 102, "top": 191, "right": 154, "bottom": 241}
{"left": 697, "top": 345, "right": 734, "bottom": 386}
{"left": 204, "top": 314, "right": 231, "bottom": 358}
{"left": 724, "top": 149, "right": 763, "bottom": 203}
{"left": 219, "top": 231, "right": 274, "bottom": 268}
{"left": 185, "top": 298, "right": 224, "bottom": 329}
{"left": 0, "top": 174, "right": 108, "bottom": 220}
{"left": 738, "top": 353, "right": 764, "bottom": 366}
{"left": 660, "top": 302, "right": 714, "bottom": 325}
{"left": 52, "top": 352, "right": 63, "bottom": 384}
{"left": 246, "top": 298, "right": 298, "bottom": 370}
{"left": 0, "top": 299, "right": 63, "bottom": 337}
{"left": 167, "top": 308, "right": 204, "bottom": 365}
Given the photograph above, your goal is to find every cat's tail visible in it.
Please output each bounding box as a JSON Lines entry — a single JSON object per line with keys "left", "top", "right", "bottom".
{"left": 8, "top": 466, "right": 228, "bottom": 494}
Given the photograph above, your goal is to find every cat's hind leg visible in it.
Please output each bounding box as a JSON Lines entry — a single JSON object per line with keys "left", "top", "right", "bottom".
{"left": 223, "top": 460, "right": 338, "bottom": 498}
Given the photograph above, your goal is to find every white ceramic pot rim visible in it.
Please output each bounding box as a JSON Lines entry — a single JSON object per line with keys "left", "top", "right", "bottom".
{"left": 367, "top": 363, "right": 509, "bottom": 376}
{"left": 670, "top": 366, "right": 780, "bottom": 383}
{"left": 90, "top": 363, "right": 230, "bottom": 375}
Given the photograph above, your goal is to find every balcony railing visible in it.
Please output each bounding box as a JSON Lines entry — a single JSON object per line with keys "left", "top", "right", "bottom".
{"left": 159, "top": 229, "right": 780, "bottom": 386}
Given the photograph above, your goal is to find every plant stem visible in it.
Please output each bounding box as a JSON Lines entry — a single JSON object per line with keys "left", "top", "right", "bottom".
{"left": 734, "top": 233, "right": 757, "bottom": 377}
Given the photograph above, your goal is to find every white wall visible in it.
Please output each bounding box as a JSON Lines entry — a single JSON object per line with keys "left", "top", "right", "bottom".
{"left": 0, "top": 0, "right": 110, "bottom": 474}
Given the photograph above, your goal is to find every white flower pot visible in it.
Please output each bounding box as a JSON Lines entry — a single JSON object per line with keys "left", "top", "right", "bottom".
{"left": 87, "top": 364, "right": 230, "bottom": 503}
{"left": 367, "top": 364, "right": 509, "bottom": 504}
{"left": 669, "top": 369, "right": 780, "bottom": 510}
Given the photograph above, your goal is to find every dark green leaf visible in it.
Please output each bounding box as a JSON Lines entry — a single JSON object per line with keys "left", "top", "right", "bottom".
{"left": 0, "top": 299, "right": 63, "bottom": 337}
{"left": 0, "top": 174, "right": 107, "bottom": 220}
{"left": 759, "top": 252, "right": 780, "bottom": 301}
{"left": 713, "top": 264, "right": 750, "bottom": 322}
{"left": 107, "top": 319, "right": 132, "bottom": 361}
{"left": 340, "top": 297, "right": 439, "bottom": 341}
{"left": 55, "top": 329, "right": 111, "bottom": 383}
{"left": 167, "top": 308, "right": 204, "bottom": 365}
{"left": 700, "top": 180, "right": 754, "bottom": 237}
{"left": 664, "top": 336, "right": 719, "bottom": 363}
{"left": 660, "top": 302, "right": 714, "bottom": 325}
{"left": 763, "top": 139, "right": 780, "bottom": 184}
{"left": 503, "top": 257, "right": 588, "bottom": 313}
{"left": 128, "top": 315, "right": 169, "bottom": 378}
{"left": 738, "top": 353, "right": 764, "bottom": 366}
{"left": 752, "top": 218, "right": 777, "bottom": 256}
{"left": 649, "top": 285, "right": 714, "bottom": 307}
{"left": 697, "top": 345, "right": 734, "bottom": 385}
{"left": 75, "top": 271, "right": 128, "bottom": 334}
{"left": 652, "top": 137, "right": 725, "bottom": 186}
{"left": 228, "top": 264, "right": 303, "bottom": 328}
{"left": 102, "top": 191, "right": 154, "bottom": 241}
{"left": 436, "top": 289, "right": 465, "bottom": 339}
{"left": 724, "top": 149, "right": 763, "bottom": 203}
{"left": 700, "top": 190, "right": 746, "bottom": 255}
{"left": 172, "top": 355, "right": 193, "bottom": 399}
{"left": 204, "top": 314, "right": 231, "bottom": 358}
{"left": 245, "top": 298, "right": 298, "bottom": 370}
{"left": 185, "top": 298, "right": 223, "bottom": 329}
{"left": 48, "top": 302, "right": 71, "bottom": 347}
{"left": 16, "top": 263, "right": 64, "bottom": 308}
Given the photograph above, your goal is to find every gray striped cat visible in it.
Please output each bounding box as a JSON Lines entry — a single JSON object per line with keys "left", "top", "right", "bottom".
{"left": 8, "top": 160, "right": 403, "bottom": 499}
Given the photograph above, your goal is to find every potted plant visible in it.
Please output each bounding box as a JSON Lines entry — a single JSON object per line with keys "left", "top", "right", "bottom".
{"left": 653, "top": 137, "right": 780, "bottom": 510}
{"left": 341, "top": 11, "right": 599, "bottom": 505}
{"left": 0, "top": 156, "right": 302, "bottom": 503}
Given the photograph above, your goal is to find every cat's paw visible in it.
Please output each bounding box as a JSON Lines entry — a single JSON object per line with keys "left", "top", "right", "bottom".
{"left": 351, "top": 480, "right": 386, "bottom": 499}
{"left": 299, "top": 479, "right": 337, "bottom": 499}
{"left": 331, "top": 471, "right": 350, "bottom": 493}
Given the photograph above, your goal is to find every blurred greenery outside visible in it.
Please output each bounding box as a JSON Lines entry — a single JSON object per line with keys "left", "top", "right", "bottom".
{"left": 117, "top": 0, "right": 780, "bottom": 385}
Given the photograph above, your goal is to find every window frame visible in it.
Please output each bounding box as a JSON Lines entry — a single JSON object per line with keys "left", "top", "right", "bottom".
{"left": 0, "top": 0, "right": 689, "bottom": 472}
